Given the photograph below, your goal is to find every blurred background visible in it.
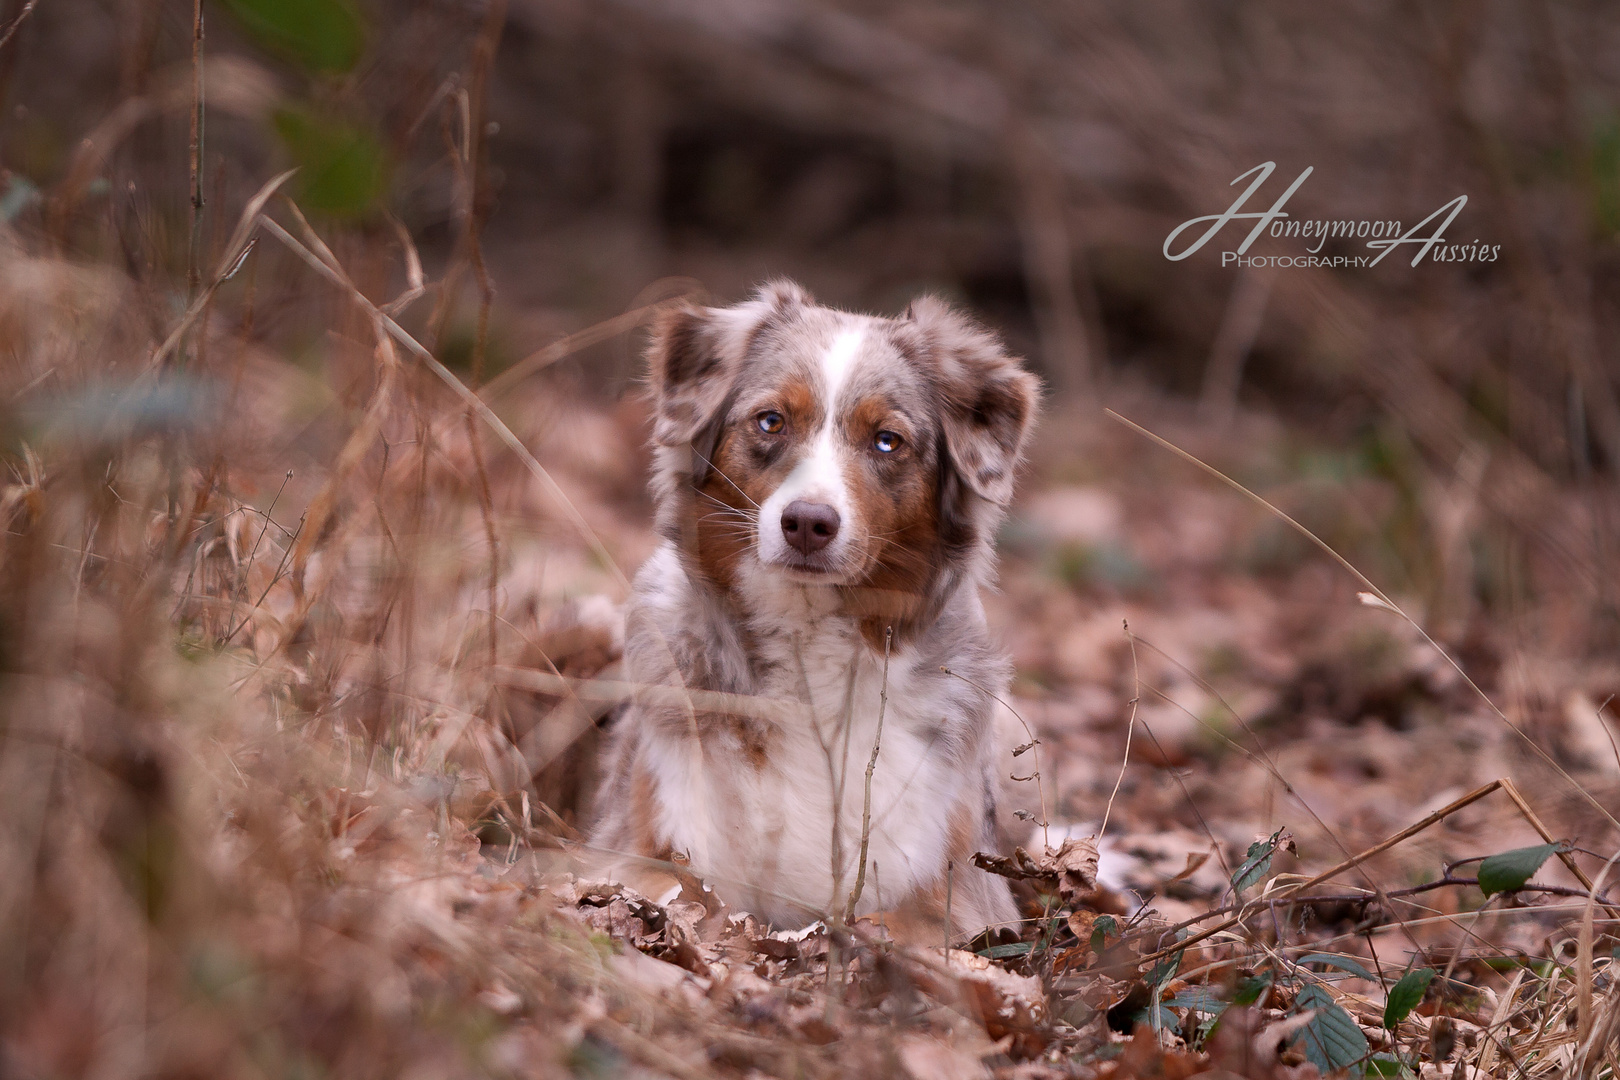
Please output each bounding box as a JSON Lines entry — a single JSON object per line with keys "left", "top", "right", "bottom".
{"left": 2, "top": 0, "right": 1620, "bottom": 1076}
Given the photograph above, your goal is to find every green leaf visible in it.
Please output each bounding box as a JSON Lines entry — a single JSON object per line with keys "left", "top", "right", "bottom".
{"left": 1477, "top": 842, "right": 1561, "bottom": 898}
{"left": 1145, "top": 933, "right": 1186, "bottom": 989}
{"left": 1299, "top": 952, "right": 1377, "bottom": 981}
{"left": 1365, "top": 1053, "right": 1414, "bottom": 1078}
{"left": 220, "top": 0, "right": 366, "bottom": 73}
{"left": 272, "top": 108, "right": 390, "bottom": 219}
{"left": 1294, "top": 983, "right": 1370, "bottom": 1075}
{"left": 1382, "top": 967, "right": 1436, "bottom": 1029}
{"left": 1593, "top": 118, "right": 1620, "bottom": 236}
{"left": 977, "top": 941, "right": 1032, "bottom": 960}
{"left": 1146, "top": 1000, "right": 1177, "bottom": 1032}
{"left": 1233, "top": 970, "right": 1273, "bottom": 1006}
{"left": 1164, "top": 985, "right": 1228, "bottom": 1015}
{"left": 1232, "top": 828, "right": 1288, "bottom": 893}
{"left": 1089, "top": 914, "right": 1118, "bottom": 954}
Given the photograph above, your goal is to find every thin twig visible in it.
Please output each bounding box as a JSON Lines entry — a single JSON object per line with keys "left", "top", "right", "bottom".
{"left": 149, "top": 169, "right": 296, "bottom": 372}
{"left": 1100, "top": 618, "right": 1141, "bottom": 839}
{"left": 1595, "top": 694, "right": 1620, "bottom": 777}
{"left": 939, "top": 666, "right": 1048, "bottom": 850}
{"left": 220, "top": 513, "right": 305, "bottom": 647}
{"left": 0, "top": 0, "right": 40, "bottom": 54}
{"left": 1575, "top": 851, "right": 1620, "bottom": 1072}
{"left": 438, "top": 21, "right": 505, "bottom": 689}
{"left": 465, "top": 410, "right": 499, "bottom": 677}
{"left": 225, "top": 469, "right": 291, "bottom": 634}
{"left": 1150, "top": 875, "right": 1617, "bottom": 942}
{"left": 1126, "top": 643, "right": 1439, "bottom": 965}
{"left": 844, "top": 626, "right": 892, "bottom": 924}
{"left": 185, "top": 0, "right": 204, "bottom": 299}
{"left": 1133, "top": 719, "right": 1234, "bottom": 881}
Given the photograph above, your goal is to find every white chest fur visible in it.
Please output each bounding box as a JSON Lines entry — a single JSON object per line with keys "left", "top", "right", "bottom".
{"left": 643, "top": 596, "right": 975, "bottom": 925}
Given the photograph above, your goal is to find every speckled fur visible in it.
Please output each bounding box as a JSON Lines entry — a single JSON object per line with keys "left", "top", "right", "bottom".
{"left": 590, "top": 281, "right": 1039, "bottom": 943}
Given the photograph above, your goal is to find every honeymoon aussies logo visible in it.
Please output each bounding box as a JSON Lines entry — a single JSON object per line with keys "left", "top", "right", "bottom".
{"left": 1164, "top": 162, "right": 1499, "bottom": 269}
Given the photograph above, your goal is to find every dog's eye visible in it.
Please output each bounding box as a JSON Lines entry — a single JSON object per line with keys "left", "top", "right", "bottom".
{"left": 874, "top": 431, "right": 903, "bottom": 453}
{"left": 757, "top": 411, "right": 785, "bottom": 434}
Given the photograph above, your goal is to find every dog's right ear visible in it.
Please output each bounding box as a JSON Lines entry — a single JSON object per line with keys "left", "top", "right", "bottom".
{"left": 646, "top": 281, "right": 811, "bottom": 448}
{"left": 646, "top": 303, "right": 734, "bottom": 448}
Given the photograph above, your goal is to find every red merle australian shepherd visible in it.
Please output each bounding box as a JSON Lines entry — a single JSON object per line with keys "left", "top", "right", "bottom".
{"left": 591, "top": 280, "right": 1039, "bottom": 944}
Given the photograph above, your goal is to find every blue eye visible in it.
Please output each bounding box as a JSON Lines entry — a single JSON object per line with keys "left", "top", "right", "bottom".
{"left": 874, "top": 431, "right": 902, "bottom": 453}
{"left": 757, "top": 411, "right": 785, "bottom": 434}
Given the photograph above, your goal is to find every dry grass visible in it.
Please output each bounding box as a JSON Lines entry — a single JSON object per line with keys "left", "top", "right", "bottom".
{"left": 0, "top": 180, "right": 1613, "bottom": 1080}
{"left": 3, "top": 1, "right": 1620, "bottom": 1077}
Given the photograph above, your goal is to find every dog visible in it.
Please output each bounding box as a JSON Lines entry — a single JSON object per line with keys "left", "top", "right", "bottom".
{"left": 590, "top": 280, "right": 1038, "bottom": 944}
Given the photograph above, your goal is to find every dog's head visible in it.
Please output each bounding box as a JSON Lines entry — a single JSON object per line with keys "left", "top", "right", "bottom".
{"left": 646, "top": 281, "right": 1038, "bottom": 633}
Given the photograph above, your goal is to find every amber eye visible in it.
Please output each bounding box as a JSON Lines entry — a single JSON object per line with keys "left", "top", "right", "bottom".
{"left": 874, "top": 431, "right": 903, "bottom": 453}
{"left": 757, "top": 411, "right": 785, "bottom": 434}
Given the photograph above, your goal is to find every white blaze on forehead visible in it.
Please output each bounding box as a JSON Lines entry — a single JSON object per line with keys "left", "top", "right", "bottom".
{"left": 755, "top": 326, "right": 866, "bottom": 569}
{"left": 792, "top": 326, "right": 865, "bottom": 500}
{"left": 819, "top": 327, "right": 863, "bottom": 406}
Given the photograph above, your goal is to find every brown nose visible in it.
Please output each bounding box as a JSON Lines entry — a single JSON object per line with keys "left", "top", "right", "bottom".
{"left": 781, "top": 500, "right": 841, "bottom": 555}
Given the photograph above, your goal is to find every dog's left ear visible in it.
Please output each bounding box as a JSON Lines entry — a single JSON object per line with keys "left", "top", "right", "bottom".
{"left": 906, "top": 296, "right": 1040, "bottom": 506}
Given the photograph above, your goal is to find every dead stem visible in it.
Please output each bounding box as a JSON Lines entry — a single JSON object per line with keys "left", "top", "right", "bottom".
{"left": 1126, "top": 632, "right": 1444, "bottom": 965}
{"left": 149, "top": 169, "right": 295, "bottom": 373}
{"left": 220, "top": 512, "right": 305, "bottom": 647}
{"left": 225, "top": 469, "right": 291, "bottom": 634}
{"left": 1499, "top": 777, "right": 1620, "bottom": 924}
{"left": 1099, "top": 617, "right": 1140, "bottom": 840}
{"left": 843, "top": 625, "right": 892, "bottom": 924}
{"left": 184, "top": 0, "right": 203, "bottom": 300}
{"left": 938, "top": 666, "right": 1049, "bottom": 851}
{"left": 0, "top": 0, "right": 40, "bottom": 55}
{"left": 1131, "top": 714, "right": 1233, "bottom": 881}
{"left": 446, "top": 4, "right": 505, "bottom": 692}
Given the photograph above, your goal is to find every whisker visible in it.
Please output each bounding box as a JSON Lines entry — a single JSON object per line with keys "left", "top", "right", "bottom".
{"left": 696, "top": 489, "right": 758, "bottom": 519}
{"left": 696, "top": 512, "right": 760, "bottom": 538}
{"left": 698, "top": 514, "right": 758, "bottom": 533}
{"left": 692, "top": 451, "right": 762, "bottom": 510}
{"left": 697, "top": 514, "right": 757, "bottom": 530}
